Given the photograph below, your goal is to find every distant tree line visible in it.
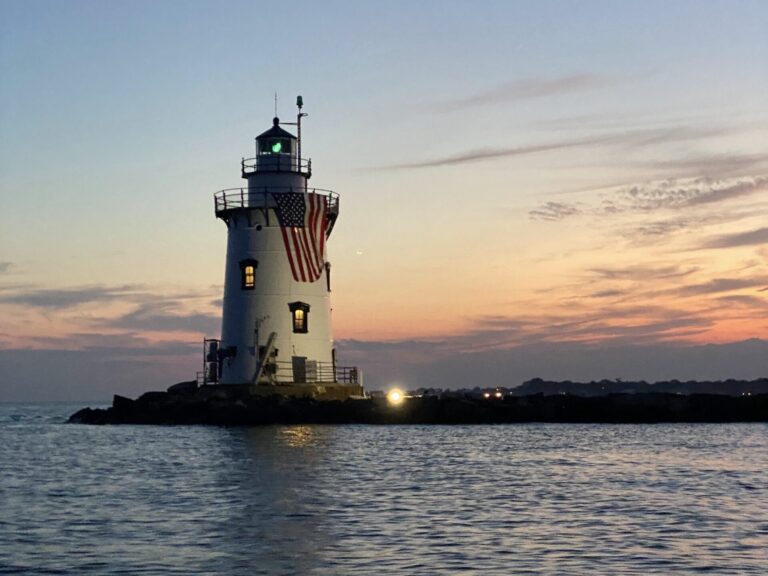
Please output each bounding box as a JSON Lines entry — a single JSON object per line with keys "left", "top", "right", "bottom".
{"left": 510, "top": 378, "right": 768, "bottom": 397}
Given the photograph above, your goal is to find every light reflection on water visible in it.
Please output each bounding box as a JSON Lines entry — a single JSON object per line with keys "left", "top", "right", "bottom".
{"left": 0, "top": 404, "right": 766, "bottom": 575}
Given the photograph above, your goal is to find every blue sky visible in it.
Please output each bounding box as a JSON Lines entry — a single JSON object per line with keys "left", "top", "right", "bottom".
{"left": 2, "top": 0, "right": 768, "bottom": 400}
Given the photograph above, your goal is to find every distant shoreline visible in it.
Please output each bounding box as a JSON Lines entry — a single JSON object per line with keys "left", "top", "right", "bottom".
{"left": 505, "top": 377, "right": 768, "bottom": 397}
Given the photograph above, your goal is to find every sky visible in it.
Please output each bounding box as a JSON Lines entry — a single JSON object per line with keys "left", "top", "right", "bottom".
{"left": 1, "top": 0, "right": 768, "bottom": 401}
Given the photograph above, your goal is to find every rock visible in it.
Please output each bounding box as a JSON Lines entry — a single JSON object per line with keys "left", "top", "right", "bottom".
{"left": 136, "top": 391, "right": 168, "bottom": 404}
{"left": 68, "top": 407, "right": 95, "bottom": 423}
{"left": 167, "top": 380, "right": 198, "bottom": 395}
{"left": 113, "top": 395, "right": 135, "bottom": 411}
{"left": 69, "top": 390, "right": 768, "bottom": 425}
{"left": 68, "top": 407, "right": 112, "bottom": 424}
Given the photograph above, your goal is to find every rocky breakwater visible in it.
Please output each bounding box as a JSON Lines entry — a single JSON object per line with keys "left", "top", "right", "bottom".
{"left": 69, "top": 383, "right": 768, "bottom": 425}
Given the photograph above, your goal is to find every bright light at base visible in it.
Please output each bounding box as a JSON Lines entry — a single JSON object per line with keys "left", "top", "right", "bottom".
{"left": 387, "top": 388, "right": 405, "bottom": 405}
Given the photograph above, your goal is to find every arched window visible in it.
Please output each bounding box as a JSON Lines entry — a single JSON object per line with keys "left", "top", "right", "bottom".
{"left": 239, "top": 259, "right": 258, "bottom": 290}
{"left": 288, "top": 301, "right": 310, "bottom": 333}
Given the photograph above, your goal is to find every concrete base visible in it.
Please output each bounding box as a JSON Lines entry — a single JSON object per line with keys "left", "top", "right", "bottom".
{"left": 203, "top": 382, "right": 365, "bottom": 401}
{"left": 251, "top": 382, "right": 365, "bottom": 400}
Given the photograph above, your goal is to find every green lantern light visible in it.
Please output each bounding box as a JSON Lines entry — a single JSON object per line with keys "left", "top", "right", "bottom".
{"left": 271, "top": 141, "right": 282, "bottom": 153}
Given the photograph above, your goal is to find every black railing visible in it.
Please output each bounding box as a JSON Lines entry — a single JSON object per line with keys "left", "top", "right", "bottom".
{"left": 214, "top": 187, "right": 339, "bottom": 218}
{"left": 274, "top": 361, "right": 360, "bottom": 385}
{"left": 242, "top": 155, "right": 311, "bottom": 177}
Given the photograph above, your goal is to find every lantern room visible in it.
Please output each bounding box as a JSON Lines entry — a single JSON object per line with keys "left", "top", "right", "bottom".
{"left": 242, "top": 116, "right": 310, "bottom": 177}
{"left": 257, "top": 118, "right": 296, "bottom": 155}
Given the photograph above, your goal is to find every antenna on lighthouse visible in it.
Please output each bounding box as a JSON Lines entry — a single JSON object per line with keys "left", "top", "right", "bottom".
{"left": 296, "top": 95, "right": 308, "bottom": 160}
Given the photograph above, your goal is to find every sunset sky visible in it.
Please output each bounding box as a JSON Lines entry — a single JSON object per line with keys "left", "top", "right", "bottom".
{"left": 2, "top": 0, "right": 768, "bottom": 400}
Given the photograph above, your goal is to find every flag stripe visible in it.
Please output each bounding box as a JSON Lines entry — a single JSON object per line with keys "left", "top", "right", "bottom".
{"left": 317, "top": 196, "right": 327, "bottom": 258}
{"left": 279, "top": 226, "right": 299, "bottom": 282}
{"left": 290, "top": 226, "right": 307, "bottom": 281}
{"left": 297, "top": 226, "right": 316, "bottom": 280}
{"left": 308, "top": 195, "right": 323, "bottom": 267}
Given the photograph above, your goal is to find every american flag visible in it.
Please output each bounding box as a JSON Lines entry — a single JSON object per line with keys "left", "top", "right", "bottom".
{"left": 273, "top": 192, "right": 328, "bottom": 282}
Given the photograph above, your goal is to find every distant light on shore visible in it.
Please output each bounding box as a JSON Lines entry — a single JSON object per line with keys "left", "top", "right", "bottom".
{"left": 387, "top": 388, "right": 405, "bottom": 405}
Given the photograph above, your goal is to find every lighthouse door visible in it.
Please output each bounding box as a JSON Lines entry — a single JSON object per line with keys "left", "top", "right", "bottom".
{"left": 292, "top": 356, "right": 307, "bottom": 383}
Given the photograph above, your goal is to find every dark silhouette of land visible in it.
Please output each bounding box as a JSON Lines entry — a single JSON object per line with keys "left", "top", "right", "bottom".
{"left": 510, "top": 377, "right": 768, "bottom": 397}
{"left": 70, "top": 379, "right": 768, "bottom": 425}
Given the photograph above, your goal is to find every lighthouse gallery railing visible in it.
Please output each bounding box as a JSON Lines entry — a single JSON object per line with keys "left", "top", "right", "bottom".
{"left": 214, "top": 187, "right": 339, "bottom": 217}
{"left": 241, "top": 155, "right": 312, "bottom": 177}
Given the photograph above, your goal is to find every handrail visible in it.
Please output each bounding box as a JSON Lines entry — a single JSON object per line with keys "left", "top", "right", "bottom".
{"left": 214, "top": 187, "right": 339, "bottom": 216}
{"left": 272, "top": 361, "right": 360, "bottom": 384}
{"left": 242, "top": 155, "right": 311, "bottom": 176}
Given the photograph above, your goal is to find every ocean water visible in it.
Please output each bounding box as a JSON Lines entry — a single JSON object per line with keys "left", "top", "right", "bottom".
{"left": 0, "top": 404, "right": 765, "bottom": 575}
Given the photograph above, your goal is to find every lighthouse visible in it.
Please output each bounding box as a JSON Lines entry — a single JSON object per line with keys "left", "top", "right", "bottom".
{"left": 207, "top": 98, "right": 362, "bottom": 398}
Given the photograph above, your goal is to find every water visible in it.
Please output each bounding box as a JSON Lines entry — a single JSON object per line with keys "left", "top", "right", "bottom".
{"left": 0, "top": 404, "right": 766, "bottom": 575}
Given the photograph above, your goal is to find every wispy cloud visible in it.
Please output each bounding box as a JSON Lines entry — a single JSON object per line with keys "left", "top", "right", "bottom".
{"left": 386, "top": 135, "right": 615, "bottom": 169}
{"left": 588, "top": 264, "right": 699, "bottom": 281}
{"left": 529, "top": 176, "right": 768, "bottom": 233}
{"left": 106, "top": 301, "right": 220, "bottom": 334}
{"left": 528, "top": 201, "right": 581, "bottom": 221}
{"left": 0, "top": 283, "right": 222, "bottom": 313}
{"left": 621, "top": 209, "right": 761, "bottom": 246}
{"left": 716, "top": 294, "right": 768, "bottom": 309}
{"left": 0, "top": 262, "right": 13, "bottom": 274}
{"left": 23, "top": 332, "right": 199, "bottom": 356}
{"left": 646, "top": 154, "right": 768, "bottom": 179}
{"left": 0, "top": 282, "right": 222, "bottom": 353}
{"left": 438, "top": 74, "right": 609, "bottom": 111}
{"left": 389, "top": 303, "right": 711, "bottom": 354}
{"left": 603, "top": 176, "right": 768, "bottom": 213}
{"left": 0, "top": 284, "right": 144, "bottom": 309}
{"left": 589, "top": 289, "right": 627, "bottom": 299}
{"left": 626, "top": 218, "right": 692, "bottom": 238}
{"left": 675, "top": 277, "right": 768, "bottom": 296}
{"left": 701, "top": 227, "right": 768, "bottom": 249}
{"left": 388, "top": 127, "right": 725, "bottom": 170}
{"left": 340, "top": 306, "right": 716, "bottom": 367}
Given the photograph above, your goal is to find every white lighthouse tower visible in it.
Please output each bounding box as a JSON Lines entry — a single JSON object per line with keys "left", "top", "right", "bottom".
{"left": 208, "top": 98, "right": 362, "bottom": 398}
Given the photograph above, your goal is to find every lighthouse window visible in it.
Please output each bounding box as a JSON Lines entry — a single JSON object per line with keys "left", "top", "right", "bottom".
{"left": 239, "top": 259, "right": 258, "bottom": 290}
{"left": 244, "top": 266, "right": 255, "bottom": 288}
{"left": 294, "top": 309, "right": 305, "bottom": 330}
{"left": 260, "top": 138, "right": 290, "bottom": 155}
{"left": 288, "top": 301, "right": 310, "bottom": 334}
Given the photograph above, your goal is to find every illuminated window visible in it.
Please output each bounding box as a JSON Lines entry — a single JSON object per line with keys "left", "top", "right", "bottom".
{"left": 261, "top": 138, "right": 290, "bottom": 155}
{"left": 293, "top": 309, "right": 305, "bottom": 331}
{"left": 288, "top": 301, "right": 310, "bottom": 334}
{"left": 239, "top": 259, "right": 258, "bottom": 290}
{"left": 243, "top": 266, "right": 255, "bottom": 288}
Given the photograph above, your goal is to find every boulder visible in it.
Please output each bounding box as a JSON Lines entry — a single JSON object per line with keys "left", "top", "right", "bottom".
{"left": 167, "top": 380, "right": 198, "bottom": 395}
